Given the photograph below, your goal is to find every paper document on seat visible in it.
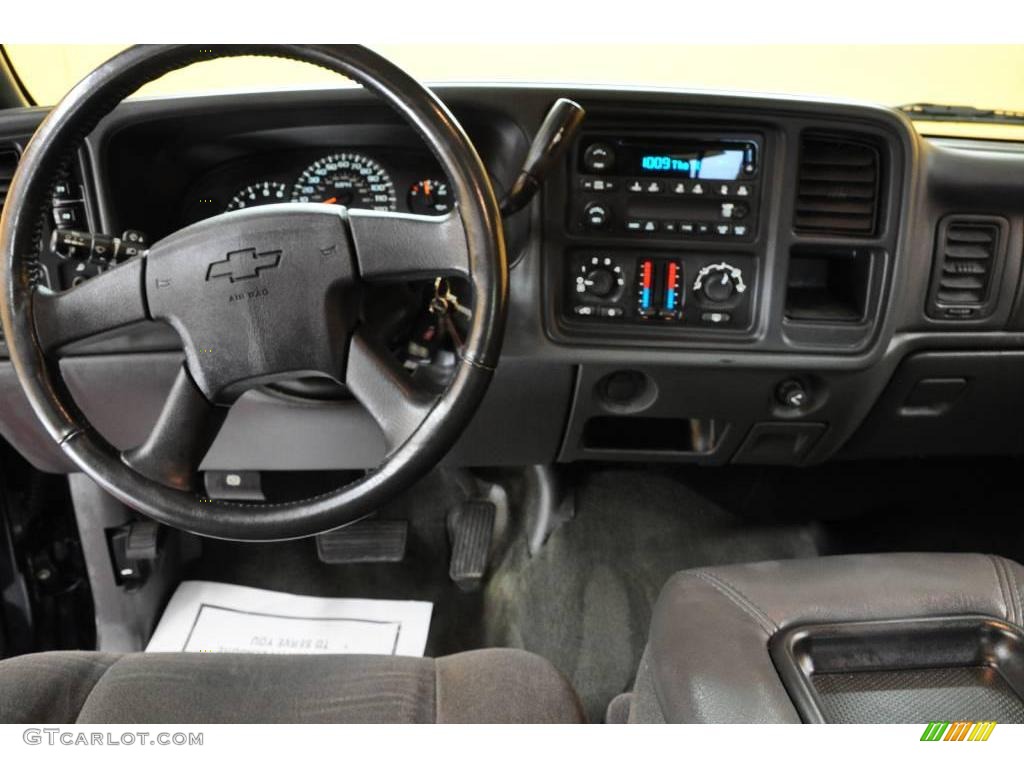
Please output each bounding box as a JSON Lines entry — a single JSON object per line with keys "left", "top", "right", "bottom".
{"left": 146, "top": 580, "right": 432, "bottom": 656}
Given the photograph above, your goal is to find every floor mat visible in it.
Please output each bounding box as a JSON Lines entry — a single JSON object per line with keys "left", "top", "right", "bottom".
{"left": 147, "top": 581, "right": 432, "bottom": 656}
{"left": 185, "top": 469, "right": 484, "bottom": 658}
{"left": 483, "top": 466, "right": 823, "bottom": 723}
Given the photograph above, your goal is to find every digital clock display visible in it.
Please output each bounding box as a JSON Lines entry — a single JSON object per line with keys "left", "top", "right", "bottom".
{"left": 639, "top": 149, "right": 745, "bottom": 180}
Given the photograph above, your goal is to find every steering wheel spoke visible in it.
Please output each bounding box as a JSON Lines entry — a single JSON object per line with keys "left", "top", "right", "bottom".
{"left": 348, "top": 208, "right": 469, "bottom": 282}
{"left": 346, "top": 327, "right": 438, "bottom": 452}
{"left": 121, "top": 364, "right": 228, "bottom": 492}
{"left": 32, "top": 257, "right": 148, "bottom": 352}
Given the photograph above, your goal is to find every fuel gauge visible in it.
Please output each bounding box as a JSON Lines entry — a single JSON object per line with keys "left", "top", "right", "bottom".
{"left": 408, "top": 178, "right": 453, "bottom": 215}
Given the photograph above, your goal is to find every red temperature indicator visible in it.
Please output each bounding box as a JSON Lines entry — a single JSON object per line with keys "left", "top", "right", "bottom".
{"left": 637, "top": 259, "right": 656, "bottom": 317}
{"left": 663, "top": 261, "right": 683, "bottom": 318}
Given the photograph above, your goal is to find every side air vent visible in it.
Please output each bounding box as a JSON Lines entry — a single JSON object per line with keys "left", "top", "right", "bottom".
{"left": 795, "top": 134, "right": 881, "bottom": 236}
{"left": 0, "top": 145, "right": 19, "bottom": 214}
{"left": 927, "top": 215, "right": 1008, "bottom": 320}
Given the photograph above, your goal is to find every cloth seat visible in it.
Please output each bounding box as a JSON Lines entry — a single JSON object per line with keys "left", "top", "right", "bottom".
{"left": 619, "top": 552, "right": 1024, "bottom": 723}
{"left": 0, "top": 647, "right": 584, "bottom": 723}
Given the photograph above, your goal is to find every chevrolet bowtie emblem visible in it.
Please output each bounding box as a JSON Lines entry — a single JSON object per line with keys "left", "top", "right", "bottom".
{"left": 206, "top": 248, "right": 282, "bottom": 282}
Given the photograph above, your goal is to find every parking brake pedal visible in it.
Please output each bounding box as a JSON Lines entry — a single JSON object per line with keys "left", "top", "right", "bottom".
{"left": 316, "top": 520, "right": 408, "bottom": 564}
{"left": 447, "top": 500, "right": 496, "bottom": 590}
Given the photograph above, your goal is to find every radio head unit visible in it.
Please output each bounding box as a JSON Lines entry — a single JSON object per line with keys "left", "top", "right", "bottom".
{"left": 571, "top": 134, "right": 762, "bottom": 242}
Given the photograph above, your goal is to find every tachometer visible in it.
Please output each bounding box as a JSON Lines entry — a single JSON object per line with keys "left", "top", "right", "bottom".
{"left": 291, "top": 152, "right": 397, "bottom": 211}
{"left": 226, "top": 181, "right": 288, "bottom": 211}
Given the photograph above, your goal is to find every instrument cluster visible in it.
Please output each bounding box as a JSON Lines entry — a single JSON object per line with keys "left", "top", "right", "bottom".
{"left": 179, "top": 148, "right": 453, "bottom": 226}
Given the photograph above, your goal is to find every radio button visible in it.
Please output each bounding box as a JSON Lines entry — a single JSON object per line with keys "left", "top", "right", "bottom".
{"left": 691, "top": 183, "right": 706, "bottom": 196}
{"left": 717, "top": 183, "right": 732, "bottom": 196}
{"left": 679, "top": 222, "right": 695, "bottom": 234}
{"left": 733, "top": 225, "right": 749, "bottom": 237}
{"left": 627, "top": 179, "right": 644, "bottom": 193}
{"left": 644, "top": 180, "right": 664, "bottom": 194}
{"left": 736, "top": 184, "right": 752, "bottom": 197}
{"left": 625, "top": 220, "right": 643, "bottom": 232}
{"left": 716, "top": 224, "right": 731, "bottom": 236}
{"left": 583, "top": 143, "right": 616, "bottom": 173}
{"left": 642, "top": 220, "right": 659, "bottom": 233}
{"left": 697, "top": 223, "right": 712, "bottom": 235}
{"left": 580, "top": 177, "right": 617, "bottom": 192}
{"left": 663, "top": 222, "right": 678, "bottom": 234}
{"left": 670, "top": 181, "right": 687, "bottom": 195}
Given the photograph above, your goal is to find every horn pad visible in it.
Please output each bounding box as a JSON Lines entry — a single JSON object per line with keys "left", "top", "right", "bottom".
{"left": 145, "top": 203, "right": 357, "bottom": 401}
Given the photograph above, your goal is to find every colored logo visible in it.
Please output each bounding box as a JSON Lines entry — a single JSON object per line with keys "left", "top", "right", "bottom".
{"left": 206, "top": 248, "right": 282, "bottom": 282}
{"left": 921, "top": 721, "right": 996, "bottom": 741}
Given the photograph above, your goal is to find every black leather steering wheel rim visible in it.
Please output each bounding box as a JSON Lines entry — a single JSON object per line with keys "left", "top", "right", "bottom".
{"left": 0, "top": 44, "right": 507, "bottom": 541}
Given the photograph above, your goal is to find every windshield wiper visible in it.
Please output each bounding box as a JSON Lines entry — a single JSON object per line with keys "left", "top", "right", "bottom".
{"left": 898, "top": 102, "right": 1024, "bottom": 125}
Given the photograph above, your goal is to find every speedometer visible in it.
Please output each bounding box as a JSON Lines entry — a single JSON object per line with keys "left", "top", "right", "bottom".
{"left": 291, "top": 152, "right": 397, "bottom": 211}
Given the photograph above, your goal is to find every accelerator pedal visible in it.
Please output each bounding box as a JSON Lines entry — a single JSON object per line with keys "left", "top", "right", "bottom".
{"left": 447, "top": 500, "right": 496, "bottom": 590}
{"left": 316, "top": 519, "right": 408, "bottom": 564}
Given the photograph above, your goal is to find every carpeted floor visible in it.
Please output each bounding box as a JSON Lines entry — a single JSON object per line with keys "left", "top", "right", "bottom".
{"left": 181, "top": 458, "right": 1024, "bottom": 724}
{"left": 483, "top": 466, "right": 823, "bottom": 722}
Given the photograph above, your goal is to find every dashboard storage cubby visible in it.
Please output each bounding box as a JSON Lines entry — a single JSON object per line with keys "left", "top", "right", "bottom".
{"left": 581, "top": 416, "right": 721, "bottom": 454}
{"left": 770, "top": 616, "right": 1024, "bottom": 724}
{"left": 784, "top": 247, "right": 873, "bottom": 323}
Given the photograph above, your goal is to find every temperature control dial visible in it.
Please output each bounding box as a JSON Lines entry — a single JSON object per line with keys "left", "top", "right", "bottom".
{"left": 693, "top": 263, "right": 747, "bottom": 303}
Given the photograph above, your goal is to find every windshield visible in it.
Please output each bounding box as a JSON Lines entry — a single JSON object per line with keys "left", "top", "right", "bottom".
{"left": 6, "top": 44, "right": 1024, "bottom": 140}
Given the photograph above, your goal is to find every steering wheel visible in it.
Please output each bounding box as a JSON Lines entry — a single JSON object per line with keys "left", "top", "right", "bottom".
{"left": 0, "top": 45, "right": 507, "bottom": 541}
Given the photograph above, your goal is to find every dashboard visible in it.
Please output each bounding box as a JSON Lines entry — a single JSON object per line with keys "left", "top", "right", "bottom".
{"left": 177, "top": 148, "right": 453, "bottom": 227}
{"left": 2, "top": 84, "right": 1024, "bottom": 475}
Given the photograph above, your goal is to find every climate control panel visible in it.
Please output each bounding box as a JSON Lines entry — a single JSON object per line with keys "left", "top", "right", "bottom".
{"left": 567, "top": 250, "right": 754, "bottom": 328}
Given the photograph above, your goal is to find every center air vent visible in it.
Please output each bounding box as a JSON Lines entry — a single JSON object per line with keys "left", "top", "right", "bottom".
{"left": 0, "top": 145, "right": 19, "bottom": 214}
{"left": 795, "top": 134, "right": 881, "bottom": 236}
{"left": 927, "top": 215, "right": 1008, "bottom": 320}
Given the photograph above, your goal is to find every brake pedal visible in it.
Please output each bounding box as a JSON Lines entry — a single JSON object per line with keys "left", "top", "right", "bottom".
{"left": 447, "top": 500, "right": 496, "bottom": 590}
{"left": 316, "top": 519, "right": 408, "bottom": 564}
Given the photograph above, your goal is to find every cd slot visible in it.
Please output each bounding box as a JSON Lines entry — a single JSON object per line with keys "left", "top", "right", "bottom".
{"left": 626, "top": 198, "right": 736, "bottom": 220}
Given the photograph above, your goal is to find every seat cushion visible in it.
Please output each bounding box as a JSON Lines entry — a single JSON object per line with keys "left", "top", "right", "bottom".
{"left": 0, "top": 648, "right": 584, "bottom": 724}
{"left": 628, "top": 552, "right": 1024, "bottom": 723}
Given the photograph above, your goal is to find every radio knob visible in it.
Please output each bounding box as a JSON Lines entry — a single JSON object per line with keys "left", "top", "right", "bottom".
{"left": 583, "top": 142, "right": 616, "bottom": 173}
{"left": 583, "top": 202, "right": 610, "bottom": 230}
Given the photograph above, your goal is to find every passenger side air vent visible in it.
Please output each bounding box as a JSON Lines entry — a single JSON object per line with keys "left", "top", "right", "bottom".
{"left": 795, "top": 134, "right": 881, "bottom": 236}
{"left": 927, "top": 215, "right": 1008, "bottom": 320}
{"left": 0, "top": 145, "right": 19, "bottom": 215}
